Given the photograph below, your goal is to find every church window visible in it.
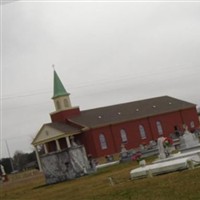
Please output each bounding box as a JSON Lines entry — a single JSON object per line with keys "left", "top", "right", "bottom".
{"left": 64, "top": 99, "right": 68, "bottom": 107}
{"left": 99, "top": 134, "right": 107, "bottom": 150}
{"left": 56, "top": 101, "right": 61, "bottom": 110}
{"left": 156, "top": 121, "right": 163, "bottom": 135}
{"left": 139, "top": 125, "right": 147, "bottom": 139}
{"left": 120, "top": 129, "right": 128, "bottom": 143}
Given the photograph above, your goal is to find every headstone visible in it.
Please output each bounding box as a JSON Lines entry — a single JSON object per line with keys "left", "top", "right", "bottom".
{"left": 88, "top": 154, "right": 97, "bottom": 172}
{"left": 139, "top": 159, "right": 146, "bottom": 167}
{"left": 157, "top": 136, "right": 166, "bottom": 159}
{"left": 105, "top": 155, "right": 114, "bottom": 162}
{"left": 149, "top": 140, "right": 157, "bottom": 149}
{"left": 139, "top": 144, "right": 145, "bottom": 150}
{"left": 120, "top": 144, "right": 128, "bottom": 159}
{"left": 119, "top": 144, "right": 132, "bottom": 162}
{"left": 181, "top": 126, "right": 199, "bottom": 148}
{"left": 194, "top": 126, "right": 200, "bottom": 138}
{"left": 0, "top": 164, "right": 8, "bottom": 182}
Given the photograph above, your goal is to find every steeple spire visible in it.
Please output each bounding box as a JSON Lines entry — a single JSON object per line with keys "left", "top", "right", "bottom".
{"left": 50, "top": 66, "right": 80, "bottom": 121}
{"left": 52, "top": 69, "right": 70, "bottom": 99}
{"left": 51, "top": 68, "right": 72, "bottom": 112}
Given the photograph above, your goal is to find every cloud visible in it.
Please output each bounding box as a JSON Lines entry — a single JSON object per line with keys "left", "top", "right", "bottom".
{"left": 1, "top": 1, "right": 200, "bottom": 157}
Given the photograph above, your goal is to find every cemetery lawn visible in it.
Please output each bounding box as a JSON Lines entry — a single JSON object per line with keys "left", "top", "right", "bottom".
{"left": 2, "top": 158, "right": 200, "bottom": 200}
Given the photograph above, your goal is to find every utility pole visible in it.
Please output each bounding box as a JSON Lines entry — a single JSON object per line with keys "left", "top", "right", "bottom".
{"left": 5, "top": 139, "right": 14, "bottom": 172}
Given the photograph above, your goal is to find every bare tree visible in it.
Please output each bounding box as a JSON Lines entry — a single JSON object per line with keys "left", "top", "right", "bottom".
{"left": 13, "top": 151, "right": 27, "bottom": 171}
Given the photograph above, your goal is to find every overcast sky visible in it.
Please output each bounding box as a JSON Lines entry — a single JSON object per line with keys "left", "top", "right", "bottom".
{"left": 1, "top": 0, "right": 200, "bottom": 158}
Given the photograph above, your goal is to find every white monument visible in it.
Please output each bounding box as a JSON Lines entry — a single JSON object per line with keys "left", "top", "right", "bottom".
{"left": 130, "top": 126, "right": 200, "bottom": 179}
{"left": 0, "top": 164, "right": 8, "bottom": 182}
{"left": 157, "top": 136, "right": 167, "bottom": 159}
{"left": 180, "top": 126, "right": 199, "bottom": 149}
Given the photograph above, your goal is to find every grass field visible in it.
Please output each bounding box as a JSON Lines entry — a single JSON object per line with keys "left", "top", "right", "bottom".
{"left": 1, "top": 157, "right": 200, "bottom": 200}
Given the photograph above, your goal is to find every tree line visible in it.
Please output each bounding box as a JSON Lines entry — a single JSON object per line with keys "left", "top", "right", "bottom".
{"left": 0, "top": 150, "right": 38, "bottom": 174}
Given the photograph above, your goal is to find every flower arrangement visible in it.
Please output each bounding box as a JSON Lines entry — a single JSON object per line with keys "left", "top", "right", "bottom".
{"left": 163, "top": 137, "right": 173, "bottom": 148}
{"left": 131, "top": 151, "right": 142, "bottom": 162}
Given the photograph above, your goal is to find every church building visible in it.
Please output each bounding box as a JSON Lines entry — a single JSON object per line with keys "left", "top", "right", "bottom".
{"left": 32, "top": 70, "right": 199, "bottom": 166}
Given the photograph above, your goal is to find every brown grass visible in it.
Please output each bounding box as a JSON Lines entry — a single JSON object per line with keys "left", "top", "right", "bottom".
{"left": 1, "top": 158, "right": 200, "bottom": 200}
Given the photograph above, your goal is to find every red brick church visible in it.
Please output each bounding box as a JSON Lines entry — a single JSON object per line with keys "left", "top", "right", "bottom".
{"left": 32, "top": 70, "right": 199, "bottom": 160}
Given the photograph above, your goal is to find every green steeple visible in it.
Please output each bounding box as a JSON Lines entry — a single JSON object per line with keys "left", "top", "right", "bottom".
{"left": 52, "top": 70, "right": 70, "bottom": 99}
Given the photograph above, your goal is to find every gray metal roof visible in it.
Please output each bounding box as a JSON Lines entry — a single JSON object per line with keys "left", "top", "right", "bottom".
{"left": 46, "top": 122, "right": 81, "bottom": 133}
{"left": 69, "top": 96, "right": 196, "bottom": 128}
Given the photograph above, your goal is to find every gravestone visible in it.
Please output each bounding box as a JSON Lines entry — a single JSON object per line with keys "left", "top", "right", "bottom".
{"left": 180, "top": 126, "right": 199, "bottom": 149}
{"left": 0, "top": 164, "right": 8, "bottom": 182}
{"left": 157, "top": 136, "right": 166, "bottom": 159}
{"left": 119, "top": 144, "right": 131, "bottom": 162}
{"left": 149, "top": 140, "right": 157, "bottom": 149}
{"left": 120, "top": 144, "right": 128, "bottom": 158}
{"left": 105, "top": 155, "right": 114, "bottom": 162}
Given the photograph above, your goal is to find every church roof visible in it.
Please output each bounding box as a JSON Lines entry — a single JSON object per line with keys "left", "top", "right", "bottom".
{"left": 47, "top": 122, "right": 81, "bottom": 133}
{"left": 52, "top": 70, "right": 70, "bottom": 99}
{"left": 69, "top": 96, "right": 196, "bottom": 128}
{"left": 32, "top": 96, "right": 196, "bottom": 145}
{"left": 32, "top": 122, "right": 81, "bottom": 145}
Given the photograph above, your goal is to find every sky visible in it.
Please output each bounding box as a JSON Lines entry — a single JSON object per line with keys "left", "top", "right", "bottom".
{"left": 1, "top": 0, "right": 200, "bottom": 158}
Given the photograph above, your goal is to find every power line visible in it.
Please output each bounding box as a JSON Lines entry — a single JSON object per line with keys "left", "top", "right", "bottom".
{"left": 2, "top": 134, "right": 33, "bottom": 141}
{"left": 1, "top": 64, "right": 199, "bottom": 110}
{"left": 1, "top": 90, "right": 51, "bottom": 100}
{"left": 1, "top": 63, "right": 198, "bottom": 101}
